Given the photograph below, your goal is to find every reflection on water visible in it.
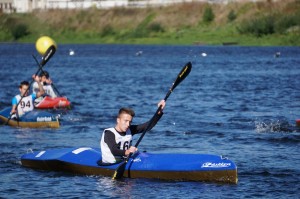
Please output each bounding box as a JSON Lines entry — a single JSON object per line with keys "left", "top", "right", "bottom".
{"left": 96, "top": 177, "right": 135, "bottom": 198}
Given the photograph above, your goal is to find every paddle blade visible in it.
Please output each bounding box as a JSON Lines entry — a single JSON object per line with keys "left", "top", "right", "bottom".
{"left": 173, "top": 62, "right": 192, "bottom": 90}
{"left": 112, "top": 160, "right": 127, "bottom": 180}
{"left": 164, "top": 62, "right": 192, "bottom": 101}
{"left": 40, "top": 45, "right": 56, "bottom": 66}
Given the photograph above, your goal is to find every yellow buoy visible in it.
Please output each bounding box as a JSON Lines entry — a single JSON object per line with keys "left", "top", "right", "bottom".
{"left": 35, "top": 36, "right": 57, "bottom": 55}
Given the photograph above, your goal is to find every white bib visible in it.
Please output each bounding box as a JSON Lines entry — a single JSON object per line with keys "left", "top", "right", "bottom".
{"left": 15, "top": 94, "right": 34, "bottom": 116}
{"left": 100, "top": 127, "right": 132, "bottom": 163}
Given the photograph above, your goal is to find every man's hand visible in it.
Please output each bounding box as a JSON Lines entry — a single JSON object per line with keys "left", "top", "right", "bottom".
{"left": 125, "top": 146, "right": 137, "bottom": 156}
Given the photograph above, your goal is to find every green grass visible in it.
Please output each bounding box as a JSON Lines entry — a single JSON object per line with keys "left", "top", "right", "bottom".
{"left": 4, "top": 21, "right": 299, "bottom": 46}
{"left": 0, "top": 1, "right": 299, "bottom": 46}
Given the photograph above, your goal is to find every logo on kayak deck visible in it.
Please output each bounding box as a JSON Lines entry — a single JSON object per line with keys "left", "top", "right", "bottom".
{"left": 58, "top": 100, "right": 66, "bottom": 107}
{"left": 133, "top": 157, "right": 141, "bottom": 162}
{"left": 37, "top": 117, "right": 53, "bottom": 122}
{"left": 201, "top": 162, "right": 231, "bottom": 168}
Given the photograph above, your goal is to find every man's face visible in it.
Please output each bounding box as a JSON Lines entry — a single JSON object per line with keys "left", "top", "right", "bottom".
{"left": 41, "top": 76, "right": 47, "bottom": 83}
{"left": 19, "top": 85, "right": 29, "bottom": 97}
{"left": 116, "top": 113, "right": 133, "bottom": 132}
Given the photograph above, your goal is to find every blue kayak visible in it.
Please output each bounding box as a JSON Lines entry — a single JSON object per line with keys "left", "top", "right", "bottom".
{"left": 21, "top": 147, "right": 238, "bottom": 184}
{"left": 0, "top": 107, "right": 60, "bottom": 128}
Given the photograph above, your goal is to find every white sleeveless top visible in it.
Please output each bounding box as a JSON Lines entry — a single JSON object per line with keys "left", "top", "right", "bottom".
{"left": 43, "top": 84, "right": 57, "bottom": 98}
{"left": 100, "top": 127, "right": 132, "bottom": 164}
{"left": 14, "top": 94, "right": 35, "bottom": 117}
{"left": 32, "top": 82, "right": 57, "bottom": 104}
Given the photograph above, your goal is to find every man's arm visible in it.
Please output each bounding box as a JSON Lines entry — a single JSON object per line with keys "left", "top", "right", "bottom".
{"left": 131, "top": 112, "right": 163, "bottom": 135}
{"left": 10, "top": 97, "right": 17, "bottom": 114}
{"left": 131, "top": 100, "right": 166, "bottom": 135}
{"left": 32, "top": 82, "right": 39, "bottom": 94}
{"left": 104, "top": 130, "right": 125, "bottom": 156}
{"left": 34, "top": 76, "right": 45, "bottom": 98}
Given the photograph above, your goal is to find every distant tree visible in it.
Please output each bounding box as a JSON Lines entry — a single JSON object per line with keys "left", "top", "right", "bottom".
{"left": 11, "top": 23, "right": 29, "bottom": 40}
{"left": 101, "top": 25, "right": 115, "bottom": 37}
{"left": 202, "top": 6, "right": 215, "bottom": 24}
{"left": 227, "top": 10, "right": 237, "bottom": 22}
{"left": 238, "top": 15, "right": 275, "bottom": 37}
{"left": 147, "top": 22, "right": 164, "bottom": 33}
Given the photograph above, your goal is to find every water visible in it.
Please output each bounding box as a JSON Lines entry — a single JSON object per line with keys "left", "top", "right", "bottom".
{"left": 0, "top": 44, "right": 299, "bottom": 198}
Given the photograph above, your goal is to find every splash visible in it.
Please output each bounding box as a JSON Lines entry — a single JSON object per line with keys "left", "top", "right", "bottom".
{"left": 255, "top": 120, "right": 295, "bottom": 133}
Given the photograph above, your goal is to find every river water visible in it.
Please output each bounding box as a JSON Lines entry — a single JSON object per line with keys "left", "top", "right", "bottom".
{"left": 0, "top": 44, "right": 299, "bottom": 198}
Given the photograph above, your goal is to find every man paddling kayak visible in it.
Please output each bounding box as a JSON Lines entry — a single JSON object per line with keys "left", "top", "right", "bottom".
{"left": 99, "top": 100, "right": 166, "bottom": 165}
{"left": 32, "top": 71, "right": 58, "bottom": 104}
{"left": 10, "top": 75, "right": 45, "bottom": 119}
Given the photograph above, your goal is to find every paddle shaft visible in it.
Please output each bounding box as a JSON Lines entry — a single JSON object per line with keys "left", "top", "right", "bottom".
{"left": 112, "top": 62, "right": 192, "bottom": 179}
{"left": 32, "top": 54, "right": 62, "bottom": 97}
{"left": 134, "top": 91, "right": 172, "bottom": 148}
{"left": 5, "top": 46, "right": 56, "bottom": 125}
{"left": 135, "top": 62, "right": 192, "bottom": 147}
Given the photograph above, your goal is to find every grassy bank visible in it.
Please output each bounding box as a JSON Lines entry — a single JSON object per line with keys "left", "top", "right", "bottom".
{"left": 0, "top": 0, "right": 299, "bottom": 46}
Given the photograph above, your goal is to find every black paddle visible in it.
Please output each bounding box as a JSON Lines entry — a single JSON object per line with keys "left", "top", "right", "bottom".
{"left": 32, "top": 54, "right": 62, "bottom": 97}
{"left": 5, "top": 45, "right": 56, "bottom": 125}
{"left": 112, "top": 61, "right": 192, "bottom": 180}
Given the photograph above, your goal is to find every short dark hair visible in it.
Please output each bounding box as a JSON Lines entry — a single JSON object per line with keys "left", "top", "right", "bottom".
{"left": 118, "top": 107, "right": 135, "bottom": 117}
{"left": 19, "top": 81, "right": 29, "bottom": 88}
{"left": 39, "top": 71, "right": 49, "bottom": 78}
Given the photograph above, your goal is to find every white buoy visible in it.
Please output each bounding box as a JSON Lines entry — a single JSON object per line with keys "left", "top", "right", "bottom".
{"left": 201, "top": 52, "right": 207, "bottom": 57}
{"left": 69, "top": 49, "right": 75, "bottom": 56}
{"left": 135, "top": 51, "right": 143, "bottom": 56}
{"left": 274, "top": 52, "right": 280, "bottom": 58}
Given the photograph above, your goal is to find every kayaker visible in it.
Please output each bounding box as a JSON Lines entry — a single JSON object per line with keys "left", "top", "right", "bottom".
{"left": 10, "top": 75, "right": 45, "bottom": 119}
{"left": 99, "top": 100, "right": 166, "bottom": 165}
{"left": 32, "top": 71, "right": 57, "bottom": 104}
